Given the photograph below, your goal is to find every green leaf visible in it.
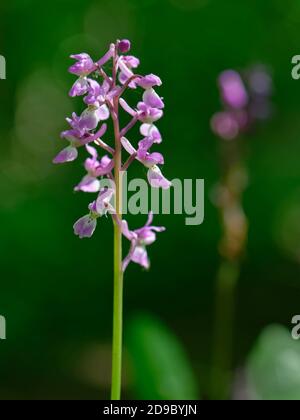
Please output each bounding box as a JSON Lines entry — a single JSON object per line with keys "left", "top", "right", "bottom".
{"left": 246, "top": 325, "right": 300, "bottom": 400}
{"left": 125, "top": 313, "right": 200, "bottom": 400}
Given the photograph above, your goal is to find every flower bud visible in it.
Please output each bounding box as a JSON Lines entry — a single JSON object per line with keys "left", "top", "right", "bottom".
{"left": 118, "top": 39, "right": 131, "bottom": 54}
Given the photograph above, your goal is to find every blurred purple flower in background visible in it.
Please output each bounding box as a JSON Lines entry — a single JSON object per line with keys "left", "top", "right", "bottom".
{"left": 211, "top": 66, "right": 273, "bottom": 140}
{"left": 219, "top": 70, "right": 249, "bottom": 109}
{"left": 210, "top": 64, "right": 274, "bottom": 400}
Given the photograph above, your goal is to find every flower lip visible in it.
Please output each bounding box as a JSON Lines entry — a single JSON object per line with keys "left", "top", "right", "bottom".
{"left": 147, "top": 165, "right": 172, "bottom": 189}
{"left": 69, "top": 77, "right": 90, "bottom": 97}
{"left": 73, "top": 214, "right": 97, "bottom": 238}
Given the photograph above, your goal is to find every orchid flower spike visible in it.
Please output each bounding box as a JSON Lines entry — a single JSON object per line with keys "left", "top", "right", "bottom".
{"left": 54, "top": 38, "right": 170, "bottom": 401}
{"left": 54, "top": 39, "right": 170, "bottom": 270}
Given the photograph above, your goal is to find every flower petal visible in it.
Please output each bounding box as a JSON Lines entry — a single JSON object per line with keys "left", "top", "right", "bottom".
{"left": 121, "top": 220, "right": 137, "bottom": 241}
{"left": 95, "top": 188, "right": 115, "bottom": 215}
{"left": 137, "top": 74, "right": 162, "bottom": 89}
{"left": 97, "top": 44, "right": 115, "bottom": 67}
{"left": 121, "top": 137, "right": 137, "bottom": 155}
{"left": 79, "top": 108, "right": 100, "bottom": 131}
{"left": 96, "top": 104, "right": 110, "bottom": 121}
{"left": 53, "top": 146, "right": 78, "bottom": 164}
{"left": 69, "top": 77, "right": 89, "bottom": 97}
{"left": 86, "top": 144, "right": 98, "bottom": 160}
{"left": 140, "top": 124, "right": 162, "bottom": 143}
{"left": 143, "top": 88, "right": 164, "bottom": 109}
{"left": 147, "top": 165, "right": 172, "bottom": 189}
{"left": 139, "top": 151, "right": 164, "bottom": 167}
{"left": 131, "top": 246, "right": 150, "bottom": 269}
{"left": 69, "top": 53, "right": 95, "bottom": 76}
{"left": 73, "top": 214, "right": 97, "bottom": 238}
{"left": 74, "top": 175, "right": 100, "bottom": 193}
{"left": 119, "top": 98, "right": 136, "bottom": 116}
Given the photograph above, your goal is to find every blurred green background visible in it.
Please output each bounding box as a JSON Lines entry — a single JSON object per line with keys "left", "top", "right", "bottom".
{"left": 1, "top": 0, "right": 300, "bottom": 400}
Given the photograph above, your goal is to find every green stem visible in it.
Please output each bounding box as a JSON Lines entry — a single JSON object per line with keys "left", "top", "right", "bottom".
{"left": 111, "top": 218, "right": 123, "bottom": 400}
{"left": 110, "top": 85, "right": 123, "bottom": 399}
{"left": 210, "top": 259, "right": 240, "bottom": 400}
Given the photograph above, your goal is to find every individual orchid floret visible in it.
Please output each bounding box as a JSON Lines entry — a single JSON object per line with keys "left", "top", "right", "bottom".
{"left": 83, "top": 79, "right": 110, "bottom": 107}
{"left": 119, "top": 88, "right": 164, "bottom": 123}
{"left": 63, "top": 111, "right": 101, "bottom": 139}
{"left": 73, "top": 187, "right": 115, "bottom": 238}
{"left": 69, "top": 53, "right": 95, "bottom": 76}
{"left": 121, "top": 136, "right": 171, "bottom": 189}
{"left": 136, "top": 102, "right": 163, "bottom": 123}
{"left": 90, "top": 187, "right": 115, "bottom": 216}
{"left": 137, "top": 74, "right": 162, "bottom": 89}
{"left": 119, "top": 55, "right": 140, "bottom": 72}
{"left": 118, "top": 55, "right": 140, "bottom": 88}
{"left": 75, "top": 145, "right": 114, "bottom": 192}
{"left": 69, "top": 77, "right": 90, "bottom": 97}
{"left": 143, "top": 88, "right": 164, "bottom": 109}
{"left": 122, "top": 212, "right": 165, "bottom": 271}
{"left": 53, "top": 119, "right": 107, "bottom": 164}
{"left": 136, "top": 137, "right": 164, "bottom": 166}
{"left": 79, "top": 105, "right": 110, "bottom": 132}
{"left": 120, "top": 98, "right": 163, "bottom": 124}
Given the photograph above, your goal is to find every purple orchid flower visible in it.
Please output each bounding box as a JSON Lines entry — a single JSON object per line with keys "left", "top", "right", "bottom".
{"left": 75, "top": 145, "right": 114, "bottom": 192}
{"left": 118, "top": 55, "right": 140, "bottom": 88}
{"left": 121, "top": 136, "right": 171, "bottom": 189}
{"left": 53, "top": 115, "right": 107, "bottom": 164}
{"left": 73, "top": 187, "right": 115, "bottom": 238}
{"left": 69, "top": 77, "right": 90, "bottom": 97}
{"left": 84, "top": 79, "right": 109, "bottom": 107}
{"left": 119, "top": 87, "right": 165, "bottom": 124}
{"left": 69, "top": 53, "right": 96, "bottom": 77}
{"left": 122, "top": 212, "right": 165, "bottom": 271}
{"left": 211, "top": 66, "right": 273, "bottom": 140}
{"left": 79, "top": 105, "right": 109, "bottom": 132}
